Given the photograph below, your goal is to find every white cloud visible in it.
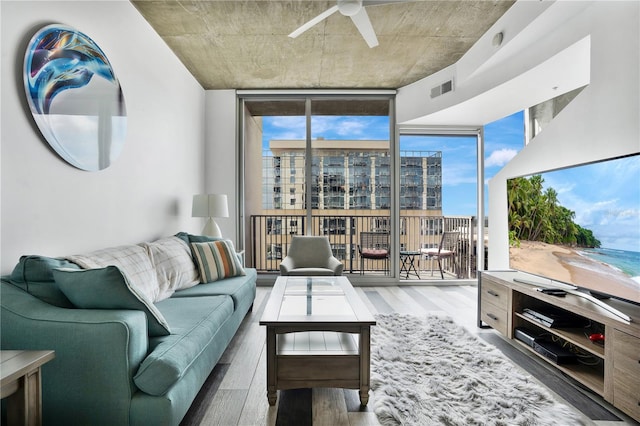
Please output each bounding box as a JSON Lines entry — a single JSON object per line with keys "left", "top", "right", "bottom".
{"left": 333, "top": 119, "right": 367, "bottom": 136}
{"left": 485, "top": 148, "right": 517, "bottom": 167}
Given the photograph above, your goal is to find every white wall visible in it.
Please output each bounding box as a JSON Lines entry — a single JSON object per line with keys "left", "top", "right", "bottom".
{"left": 1, "top": 1, "right": 206, "bottom": 273}
{"left": 397, "top": 1, "right": 592, "bottom": 127}
{"left": 488, "top": 1, "right": 640, "bottom": 269}
{"left": 204, "top": 90, "right": 239, "bottom": 243}
{"left": 397, "top": 1, "right": 639, "bottom": 272}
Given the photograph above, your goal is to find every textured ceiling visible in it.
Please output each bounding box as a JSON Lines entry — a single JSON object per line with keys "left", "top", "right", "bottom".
{"left": 131, "top": 0, "right": 515, "bottom": 90}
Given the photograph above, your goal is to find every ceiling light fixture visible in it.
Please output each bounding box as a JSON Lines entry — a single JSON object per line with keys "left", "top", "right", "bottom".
{"left": 492, "top": 31, "right": 504, "bottom": 47}
{"left": 338, "top": 0, "right": 362, "bottom": 16}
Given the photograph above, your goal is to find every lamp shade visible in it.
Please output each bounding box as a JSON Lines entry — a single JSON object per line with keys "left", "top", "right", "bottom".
{"left": 192, "top": 194, "right": 229, "bottom": 218}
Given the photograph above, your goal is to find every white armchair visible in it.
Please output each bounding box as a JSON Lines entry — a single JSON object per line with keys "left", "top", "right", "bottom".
{"left": 279, "top": 236, "right": 344, "bottom": 276}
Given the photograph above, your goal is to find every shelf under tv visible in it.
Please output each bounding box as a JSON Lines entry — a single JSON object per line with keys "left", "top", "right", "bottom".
{"left": 478, "top": 270, "right": 640, "bottom": 422}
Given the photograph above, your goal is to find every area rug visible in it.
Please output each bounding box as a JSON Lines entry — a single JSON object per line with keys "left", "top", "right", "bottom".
{"left": 370, "top": 313, "right": 585, "bottom": 426}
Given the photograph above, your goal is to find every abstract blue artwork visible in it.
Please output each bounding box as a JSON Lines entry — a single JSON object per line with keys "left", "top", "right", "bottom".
{"left": 24, "top": 24, "right": 127, "bottom": 171}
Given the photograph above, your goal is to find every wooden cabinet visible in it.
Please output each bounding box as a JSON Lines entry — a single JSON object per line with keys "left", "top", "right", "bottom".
{"left": 479, "top": 278, "right": 510, "bottom": 336}
{"left": 611, "top": 329, "right": 640, "bottom": 420}
{"left": 479, "top": 271, "right": 640, "bottom": 422}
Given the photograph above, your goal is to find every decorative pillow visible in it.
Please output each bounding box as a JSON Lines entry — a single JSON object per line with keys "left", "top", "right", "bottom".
{"left": 191, "top": 240, "right": 246, "bottom": 283}
{"left": 52, "top": 266, "right": 171, "bottom": 337}
{"left": 65, "top": 244, "right": 160, "bottom": 302}
{"left": 8, "top": 255, "right": 80, "bottom": 307}
{"left": 142, "top": 236, "right": 200, "bottom": 300}
{"left": 174, "top": 232, "right": 222, "bottom": 246}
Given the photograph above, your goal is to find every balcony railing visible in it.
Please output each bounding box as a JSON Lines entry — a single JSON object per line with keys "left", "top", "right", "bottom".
{"left": 249, "top": 214, "right": 483, "bottom": 279}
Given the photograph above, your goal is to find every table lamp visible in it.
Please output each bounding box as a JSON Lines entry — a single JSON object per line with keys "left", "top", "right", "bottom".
{"left": 192, "top": 194, "right": 229, "bottom": 238}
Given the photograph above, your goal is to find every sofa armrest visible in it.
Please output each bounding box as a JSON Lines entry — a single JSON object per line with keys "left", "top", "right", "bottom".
{"left": 1, "top": 282, "right": 149, "bottom": 425}
{"left": 279, "top": 256, "right": 296, "bottom": 275}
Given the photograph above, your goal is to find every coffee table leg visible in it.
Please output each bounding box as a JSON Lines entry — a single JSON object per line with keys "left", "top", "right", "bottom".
{"left": 359, "top": 326, "right": 371, "bottom": 405}
{"left": 266, "top": 327, "right": 277, "bottom": 405}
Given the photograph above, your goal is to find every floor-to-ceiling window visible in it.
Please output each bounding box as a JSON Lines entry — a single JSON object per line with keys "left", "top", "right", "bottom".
{"left": 239, "top": 94, "right": 523, "bottom": 282}
{"left": 239, "top": 92, "right": 394, "bottom": 278}
{"left": 397, "top": 130, "right": 482, "bottom": 281}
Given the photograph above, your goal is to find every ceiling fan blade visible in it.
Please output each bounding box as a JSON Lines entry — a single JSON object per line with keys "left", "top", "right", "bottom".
{"left": 288, "top": 5, "right": 339, "bottom": 39}
{"left": 363, "top": 0, "right": 407, "bottom": 5}
{"left": 350, "top": 7, "right": 379, "bottom": 48}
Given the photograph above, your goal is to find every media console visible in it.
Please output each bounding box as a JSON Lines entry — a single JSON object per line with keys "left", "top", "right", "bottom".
{"left": 479, "top": 270, "right": 640, "bottom": 422}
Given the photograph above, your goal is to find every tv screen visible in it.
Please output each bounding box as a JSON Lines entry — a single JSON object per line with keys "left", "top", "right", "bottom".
{"left": 508, "top": 154, "right": 640, "bottom": 305}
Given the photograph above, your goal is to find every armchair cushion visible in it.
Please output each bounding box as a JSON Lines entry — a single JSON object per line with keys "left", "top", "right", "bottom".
{"left": 360, "top": 248, "right": 389, "bottom": 259}
{"left": 53, "top": 266, "right": 171, "bottom": 337}
{"left": 279, "top": 236, "right": 343, "bottom": 276}
{"left": 281, "top": 267, "right": 338, "bottom": 276}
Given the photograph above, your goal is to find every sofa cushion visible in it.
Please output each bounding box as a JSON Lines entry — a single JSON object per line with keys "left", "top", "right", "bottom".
{"left": 191, "top": 240, "right": 245, "bottom": 283}
{"left": 52, "top": 266, "right": 171, "bottom": 337}
{"left": 8, "top": 255, "right": 79, "bottom": 307}
{"left": 141, "top": 236, "right": 200, "bottom": 300}
{"left": 66, "top": 244, "right": 160, "bottom": 302}
{"left": 134, "top": 295, "right": 234, "bottom": 395}
{"left": 172, "top": 268, "right": 257, "bottom": 310}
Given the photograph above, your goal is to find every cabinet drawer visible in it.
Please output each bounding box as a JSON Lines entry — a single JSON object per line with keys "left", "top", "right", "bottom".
{"left": 612, "top": 329, "right": 640, "bottom": 421}
{"left": 481, "top": 305, "right": 508, "bottom": 336}
{"left": 481, "top": 279, "right": 509, "bottom": 310}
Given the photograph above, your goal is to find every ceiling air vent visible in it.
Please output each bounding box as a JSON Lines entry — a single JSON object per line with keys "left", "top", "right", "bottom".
{"left": 430, "top": 79, "right": 454, "bottom": 99}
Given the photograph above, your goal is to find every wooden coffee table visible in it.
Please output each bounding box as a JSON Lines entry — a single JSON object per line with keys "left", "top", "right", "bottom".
{"left": 260, "top": 276, "right": 376, "bottom": 406}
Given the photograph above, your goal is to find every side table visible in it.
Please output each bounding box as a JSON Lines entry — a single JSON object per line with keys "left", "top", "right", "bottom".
{"left": 399, "top": 250, "right": 421, "bottom": 279}
{"left": 1, "top": 350, "right": 55, "bottom": 426}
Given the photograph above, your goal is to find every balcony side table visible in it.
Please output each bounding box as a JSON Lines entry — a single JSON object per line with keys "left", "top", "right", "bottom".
{"left": 1, "top": 350, "right": 55, "bottom": 426}
{"left": 399, "top": 250, "right": 421, "bottom": 279}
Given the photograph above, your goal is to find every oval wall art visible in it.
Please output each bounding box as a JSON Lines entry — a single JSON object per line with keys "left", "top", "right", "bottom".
{"left": 24, "top": 24, "right": 127, "bottom": 171}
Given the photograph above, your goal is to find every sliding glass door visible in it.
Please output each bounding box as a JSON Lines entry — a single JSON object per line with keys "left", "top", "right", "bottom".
{"left": 240, "top": 93, "right": 394, "bottom": 277}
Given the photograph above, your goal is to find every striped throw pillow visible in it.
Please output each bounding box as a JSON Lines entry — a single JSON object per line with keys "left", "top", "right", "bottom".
{"left": 191, "top": 240, "right": 245, "bottom": 283}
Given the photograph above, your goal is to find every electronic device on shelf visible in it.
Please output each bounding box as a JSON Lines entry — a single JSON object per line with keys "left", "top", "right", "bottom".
{"left": 532, "top": 339, "right": 578, "bottom": 365}
{"left": 514, "top": 327, "right": 538, "bottom": 347}
{"left": 535, "top": 288, "right": 567, "bottom": 297}
{"left": 522, "top": 307, "right": 590, "bottom": 328}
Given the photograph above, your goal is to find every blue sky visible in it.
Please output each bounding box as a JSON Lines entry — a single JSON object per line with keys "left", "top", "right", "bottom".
{"left": 262, "top": 112, "right": 640, "bottom": 252}
{"left": 539, "top": 155, "right": 640, "bottom": 252}
{"left": 398, "top": 112, "right": 524, "bottom": 216}
{"left": 262, "top": 111, "right": 524, "bottom": 216}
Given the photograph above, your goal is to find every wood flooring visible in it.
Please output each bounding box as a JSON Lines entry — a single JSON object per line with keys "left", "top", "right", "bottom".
{"left": 180, "top": 284, "right": 638, "bottom": 426}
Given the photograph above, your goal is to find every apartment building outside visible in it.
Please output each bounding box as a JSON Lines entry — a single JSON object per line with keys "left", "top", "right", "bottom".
{"left": 252, "top": 139, "right": 450, "bottom": 272}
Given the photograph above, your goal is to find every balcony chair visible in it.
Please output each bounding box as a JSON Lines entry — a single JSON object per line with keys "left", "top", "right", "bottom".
{"left": 358, "top": 231, "right": 390, "bottom": 275}
{"left": 421, "top": 231, "right": 459, "bottom": 279}
{"left": 279, "top": 236, "right": 344, "bottom": 276}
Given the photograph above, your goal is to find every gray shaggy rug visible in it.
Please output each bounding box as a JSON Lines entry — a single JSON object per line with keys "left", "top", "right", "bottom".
{"left": 370, "top": 313, "right": 584, "bottom": 426}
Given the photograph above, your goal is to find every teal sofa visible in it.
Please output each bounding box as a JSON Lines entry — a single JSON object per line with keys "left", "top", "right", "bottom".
{"left": 0, "top": 233, "right": 256, "bottom": 426}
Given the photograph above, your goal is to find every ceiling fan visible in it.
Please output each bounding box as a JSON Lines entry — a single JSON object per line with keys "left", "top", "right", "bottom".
{"left": 288, "top": 0, "right": 405, "bottom": 48}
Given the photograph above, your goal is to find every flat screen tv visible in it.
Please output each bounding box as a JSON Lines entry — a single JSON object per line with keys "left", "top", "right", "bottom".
{"left": 507, "top": 154, "right": 640, "bottom": 308}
